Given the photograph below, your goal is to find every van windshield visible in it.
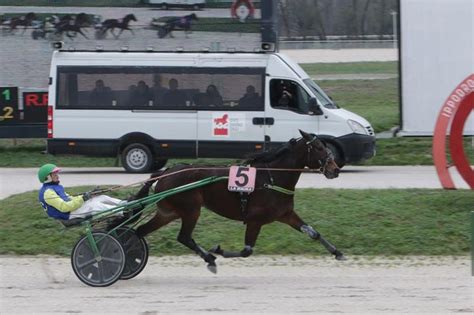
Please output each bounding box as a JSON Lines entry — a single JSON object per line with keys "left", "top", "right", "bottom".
{"left": 303, "top": 79, "right": 338, "bottom": 109}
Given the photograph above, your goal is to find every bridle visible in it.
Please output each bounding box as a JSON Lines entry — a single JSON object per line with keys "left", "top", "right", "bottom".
{"left": 305, "top": 135, "right": 333, "bottom": 173}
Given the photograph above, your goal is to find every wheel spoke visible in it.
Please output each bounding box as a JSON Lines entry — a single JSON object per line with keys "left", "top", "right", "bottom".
{"left": 102, "top": 257, "right": 123, "bottom": 265}
{"left": 77, "top": 257, "right": 98, "bottom": 269}
{"left": 98, "top": 261, "right": 105, "bottom": 283}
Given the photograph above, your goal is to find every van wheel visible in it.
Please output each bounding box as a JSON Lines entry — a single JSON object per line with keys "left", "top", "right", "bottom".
{"left": 152, "top": 159, "right": 168, "bottom": 171}
{"left": 160, "top": 3, "right": 168, "bottom": 10}
{"left": 122, "top": 143, "right": 153, "bottom": 173}
{"left": 326, "top": 143, "right": 345, "bottom": 168}
{"left": 192, "top": 4, "right": 201, "bottom": 10}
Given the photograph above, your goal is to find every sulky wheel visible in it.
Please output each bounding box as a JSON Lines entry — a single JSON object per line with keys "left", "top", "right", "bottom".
{"left": 112, "top": 228, "right": 149, "bottom": 280}
{"left": 71, "top": 232, "right": 125, "bottom": 287}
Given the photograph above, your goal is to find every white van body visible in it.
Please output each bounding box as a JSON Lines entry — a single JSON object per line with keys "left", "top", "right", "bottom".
{"left": 47, "top": 51, "right": 375, "bottom": 172}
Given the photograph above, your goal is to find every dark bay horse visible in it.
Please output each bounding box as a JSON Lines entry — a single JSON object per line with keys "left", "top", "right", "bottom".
{"left": 136, "top": 130, "right": 344, "bottom": 273}
{"left": 8, "top": 12, "right": 37, "bottom": 34}
{"left": 157, "top": 13, "right": 198, "bottom": 38}
{"left": 53, "top": 13, "right": 91, "bottom": 39}
{"left": 100, "top": 14, "right": 137, "bottom": 39}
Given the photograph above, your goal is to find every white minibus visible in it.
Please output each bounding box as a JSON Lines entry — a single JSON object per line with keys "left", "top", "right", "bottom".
{"left": 47, "top": 51, "right": 375, "bottom": 172}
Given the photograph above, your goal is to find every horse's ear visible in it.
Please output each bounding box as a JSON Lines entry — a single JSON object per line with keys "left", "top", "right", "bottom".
{"left": 299, "top": 129, "right": 311, "bottom": 140}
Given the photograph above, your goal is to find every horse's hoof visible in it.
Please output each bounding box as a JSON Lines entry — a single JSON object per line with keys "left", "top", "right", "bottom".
{"left": 207, "top": 264, "right": 217, "bottom": 274}
{"left": 335, "top": 254, "right": 347, "bottom": 261}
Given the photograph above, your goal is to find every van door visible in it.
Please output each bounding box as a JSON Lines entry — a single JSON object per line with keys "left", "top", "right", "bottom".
{"left": 264, "top": 78, "right": 319, "bottom": 147}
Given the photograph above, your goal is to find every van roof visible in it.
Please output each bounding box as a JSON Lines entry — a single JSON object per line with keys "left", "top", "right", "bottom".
{"left": 51, "top": 51, "right": 276, "bottom": 67}
{"left": 50, "top": 51, "right": 309, "bottom": 79}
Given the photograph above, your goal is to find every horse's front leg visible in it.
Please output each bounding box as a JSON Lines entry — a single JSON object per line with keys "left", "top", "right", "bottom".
{"left": 278, "top": 210, "right": 346, "bottom": 260}
{"left": 176, "top": 209, "right": 218, "bottom": 273}
{"left": 110, "top": 28, "right": 118, "bottom": 39}
{"left": 127, "top": 27, "right": 134, "bottom": 35}
{"left": 210, "top": 221, "right": 262, "bottom": 258}
{"left": 116, "top": 28, "right": 124, "bottom": 39}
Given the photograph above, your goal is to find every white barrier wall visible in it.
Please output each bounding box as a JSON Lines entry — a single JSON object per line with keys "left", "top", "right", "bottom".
{"left": 400, "top": 0, "right": 474, "bottom": 136}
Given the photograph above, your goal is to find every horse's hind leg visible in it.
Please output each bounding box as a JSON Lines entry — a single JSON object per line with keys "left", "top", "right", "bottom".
{"left": 210, "top": 221, "right": 262, "bottom": 258}
{"left": 278, "top": 210, "right": 346, "bottom": 260}
{"left": 176, "top": 208, "right": 218, "bottom": 273}
{"left": 78, "top": 29, "right": 88, "bottom": 39}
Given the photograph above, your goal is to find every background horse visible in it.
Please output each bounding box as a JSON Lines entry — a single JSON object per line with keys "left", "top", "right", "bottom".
{"left": 157, "top": 13, "right": 198, "bottom": 38}
{"left": 8, "top": 12, "right": 37, "bottom": 34}
{"left": 137, "top": 130, "right": 343, "bottom": 273}
{"left": 100, "top": 14, "right": 136, "bottom": 39}
{"left": 53, "top": 13, "right": 91, "bottom": 39}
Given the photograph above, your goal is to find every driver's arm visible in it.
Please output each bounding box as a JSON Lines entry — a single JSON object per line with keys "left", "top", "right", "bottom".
{"left": 44, "top": 189, "right": 84, "bottom": 213}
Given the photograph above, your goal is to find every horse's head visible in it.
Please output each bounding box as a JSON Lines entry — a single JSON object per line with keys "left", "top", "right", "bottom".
{"left": 75, "top": 13, "right": 91, "bottom": 26}
{"left": 126, "top": 14, "right": 137, "bottom": 22}
{"left": 298, "top": 130, "right": 340, "bottom": 179}
{"left": 189, "top": 13, "right": 198, "bottom": 20}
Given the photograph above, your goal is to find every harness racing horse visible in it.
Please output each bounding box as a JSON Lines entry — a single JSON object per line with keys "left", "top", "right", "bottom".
{"left": 53, "top": 13, "right": 91, "bottom": 39}
{"left": 8, "top": 12, "right": 37, "bottom": 35}
{"left": 137, "top": 130, "right": 344, "bottom": 273}
{"left": 99, "top": 14, "right": 137, "bottom": 39}
{"left": 157, "top": 13, "right": 198, "bottom": 38}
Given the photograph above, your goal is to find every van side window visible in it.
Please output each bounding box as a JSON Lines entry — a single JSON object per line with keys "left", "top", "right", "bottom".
{"left": 57, "top": 66, "right": 265, "bottom": 111}
{"left": 270, "top": 79, "right": 311, "bottom": 114}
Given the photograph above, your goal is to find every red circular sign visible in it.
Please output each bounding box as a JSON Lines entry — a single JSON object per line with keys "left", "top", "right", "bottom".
{"left": 432, "top": 74, "right": 474, "bottom": 189}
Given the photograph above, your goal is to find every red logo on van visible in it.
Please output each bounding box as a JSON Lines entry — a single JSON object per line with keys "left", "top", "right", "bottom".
{"left": 213, "top": 114, "right": 229, "bottom": 136}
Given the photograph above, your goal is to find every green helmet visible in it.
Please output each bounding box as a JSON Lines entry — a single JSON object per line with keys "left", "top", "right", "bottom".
{"left": 38, "top": 164, "right": 60, "bottom": 183}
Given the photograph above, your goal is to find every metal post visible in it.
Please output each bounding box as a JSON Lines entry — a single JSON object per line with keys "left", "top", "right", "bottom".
{"left": 391, "top": 10, "right": 398, "bottom": 49}
{"left": 472, "top": 212, "right": 474, "bottom": 276}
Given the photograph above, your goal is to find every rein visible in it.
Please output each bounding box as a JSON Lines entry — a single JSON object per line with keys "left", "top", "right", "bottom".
{"left": 92, "top": 166, "right": 320, "bottom": 195}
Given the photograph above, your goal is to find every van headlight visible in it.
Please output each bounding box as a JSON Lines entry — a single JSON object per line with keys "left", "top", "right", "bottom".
{"left": 347, "top": 119, "right": 367, "bottom": 135}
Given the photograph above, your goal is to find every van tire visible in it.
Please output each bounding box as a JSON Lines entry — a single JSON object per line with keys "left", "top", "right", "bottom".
{"left": 326, "top": 143, "right": 345, "bottom": 168}
{"left": 152, "top": 159, "right": 168, "bottom": 171}
{"left": 121, "top": 143, "right": 153, "bottom": 173}
{"left": 160, "top": 3, "right": 168, "bottom": 10}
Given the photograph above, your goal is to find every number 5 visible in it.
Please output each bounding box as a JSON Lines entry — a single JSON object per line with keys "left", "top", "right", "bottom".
{"left": 235, "top": 167, "right": 249, "bottom": 187}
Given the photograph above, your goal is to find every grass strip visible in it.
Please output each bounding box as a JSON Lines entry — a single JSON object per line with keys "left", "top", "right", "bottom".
{"left": 0, "top": 188, "right": 471, "bottom": 256}
{"left": 1, "top": 137, "right": 473, "bottom": 167}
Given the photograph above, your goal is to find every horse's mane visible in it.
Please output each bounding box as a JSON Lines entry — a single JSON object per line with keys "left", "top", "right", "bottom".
{"left": 244, "top": 139, "right": 297, "bottom": 164}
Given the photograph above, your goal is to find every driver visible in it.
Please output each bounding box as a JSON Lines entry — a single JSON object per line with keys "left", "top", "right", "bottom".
{"left": 38, "top": 164, "right": 125, "bottom": 220}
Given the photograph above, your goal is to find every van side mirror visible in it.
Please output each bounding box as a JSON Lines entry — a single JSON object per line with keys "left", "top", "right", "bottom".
{"left": 308, "top": 98, "right": 323, "bottom": 115}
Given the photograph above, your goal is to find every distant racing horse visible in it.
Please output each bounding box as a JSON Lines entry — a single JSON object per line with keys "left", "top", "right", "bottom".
{"left": 136, "top": 130, "right": 344, "bottom": 273}
{"left": 157, "top": 13, "right": 198, "bottom": 38}
{"left": 99, "top": 13, "right": 137, "bottom": 39}
{"left": 8, "top": 12, "right": 37, "bottom": 35}
{"left": 53, "top": 13, "right": 91, "bottom": 39}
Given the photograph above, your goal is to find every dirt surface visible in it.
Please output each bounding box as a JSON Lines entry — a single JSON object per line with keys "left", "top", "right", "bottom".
{"left": 0, "top": 255, "right": 471, "bottom": 314}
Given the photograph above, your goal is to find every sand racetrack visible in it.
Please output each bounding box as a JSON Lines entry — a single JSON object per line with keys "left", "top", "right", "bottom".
{"left": 0, "top": 255, "right": 471, "bottom": 314}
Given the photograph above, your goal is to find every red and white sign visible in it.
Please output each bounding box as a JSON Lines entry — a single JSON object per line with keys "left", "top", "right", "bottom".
{"left": 213, "top": 113, "right": 229, "bottom": 136}
{"left": 432, "top": 74, "right": 474, "bottom": 190}
{"left": 228, "top": 166, "right": 256, "bottom": 193}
